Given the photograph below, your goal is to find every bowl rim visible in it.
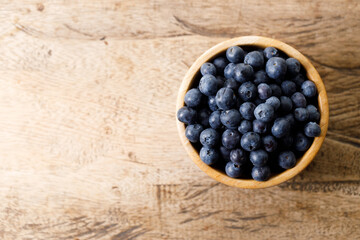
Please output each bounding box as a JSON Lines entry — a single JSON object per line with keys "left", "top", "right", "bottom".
{"left": 176, "top": 36, "right": 329, "bottom": 189}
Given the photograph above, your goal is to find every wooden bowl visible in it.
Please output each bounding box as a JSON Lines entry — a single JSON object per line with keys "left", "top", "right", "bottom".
{"left": 176, "top": 36, "right": 329, "bottom": 189}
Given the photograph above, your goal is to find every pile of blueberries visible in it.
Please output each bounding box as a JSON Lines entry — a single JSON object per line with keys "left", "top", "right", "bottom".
{"left": 177, "top": 45, "right": 321, "bottom": 181}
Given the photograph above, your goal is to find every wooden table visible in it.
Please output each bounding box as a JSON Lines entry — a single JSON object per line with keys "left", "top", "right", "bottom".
{"left": 0, "top": 1, "right": 359, "bottom": 239}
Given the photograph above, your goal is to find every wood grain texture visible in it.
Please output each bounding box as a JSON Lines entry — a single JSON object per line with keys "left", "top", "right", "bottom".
{"left": 0, "top": 0, "right": 358, "bottom": 239}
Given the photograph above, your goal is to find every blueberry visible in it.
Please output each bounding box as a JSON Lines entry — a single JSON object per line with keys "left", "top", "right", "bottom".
{"left": 184, "top": 88, "right": 202, "bottom": 107}
{"left": 271, "top": 118, "right": 291, "bottom": 138}
{"left": 262, "top": 135, "right": 278, "bottom": 152}
{"left": 224, "top": 78, "right": 239, "bottom": 91}
{"left": 225, "top": 161, "right": 243, "bottom": 178}
{"left": 208, "top": 96, "right": 219, "bottom": 111}
{"left": 254, "top": 70, "right": 270, "bottom": 85}
{"left": 226, "top": 46, "right": 245, "bottom": 63}
{"left": 219, "top": 146, "right": 231, "bottom": 161}
{"left": 222, "top": 129, "right": 241, "bottom": 149}
{"left": 239, "top": 102, "right": 256, "bottom": 120}
{"left": 266, "top": 57, "right": 287, "bottom": 79}
{"left": 220, "top": 109, "right": 242, "bottom": 129}
{"left": 200, "top": 147, "right": 219, "bottom": 165}
{"left": 238, "top": 120, "right": 252, "bottom": 134}
{"left": 278, "top": 151, "right": 296, "bottom": 169}
{"left": 304, "top": 122, "right": 321, "bottom": 137}
{"left": 291, "top": 74, "right": 305, "bottom": 88}
{"left": 213, "top": 57, "right": 228, "bottom": 73}
{"left": 263, "top": 47, "right": 279, "bottom": 60}
{"left": 294, "top": 107, "right": 309, "bottom": 122}
{"left": 215, "top": 87, "right": 236, "bottom": 110}
{"left": 286, "top": 58, "right": 301, "bottom": 76}
{"left": 209, "top": 110, "right": 222, "bottom": 129}
{"left": 251, "top": 165, "right": 271, "bottom": 181}
{"left": 279, "top": 135, "right": 294, "bottom": 148}
{"left": 280, "top": 96, "right": 293, "bottom": 113}
{"left": 199, "top": 74, "right": 219, "bottom": 96}
{"left": 257, "top": 83, "right": 272, "bottom": 100}
{"left": 238, "top": 84, "right": 256, "bottom": 103}
{"left": 244, "top": 51, "right": 264, "bottom": 69}
{"left": 185, "top": 124, "right": 204, "bottom": 143}
{"left": 224, "top": 63, "right": 236, "bottom": 79}
{"left": 291, "top": 92, "right": 307, "bottom": 108}
{"left": 200, "top": 62, "right": 217, "bottom": 76}
{"left": 254, "top": 103, "right": 274, "bottom": 123}
{"left": 241, "top": 132, "right": 261, "bottom": 151}
{"left": 197, "top": 108, "right": 211, "bottom": 127}
{"left": 301, "top": 80, "right": 317, "bottom": 98}
{"left": 284, "top": 113, "right": 295, "bottom": 127}
{"left": 269, "top": 84, "right": 282, "bottom": 97}
{"left": 230, "top": 148, "right": 247, "bottom": 165}
{"left": 265, "top": 96, "right": 280, "bottom": 111}
{"left": 233, "top": 63, "right": 254, "bottom": 83}
{"left": 250, "top": 149, "right": 268, "bottom": 166}
{"left": 200, "top": 128, "right": 220, "bottom": 147}
{"left": 253, "top": 119, "right": 268, "bottom": 134}
{"left": 281, "top": 81, "right": 297, "bottom": 96}
{"left": 294, "top": 132, "right": 311, "bottom": 152}
{"left": 307, "top": 105, "right": 320, "bottom": 122}
{"left": 177, "top": 106, "right": 197, "bottom": 124}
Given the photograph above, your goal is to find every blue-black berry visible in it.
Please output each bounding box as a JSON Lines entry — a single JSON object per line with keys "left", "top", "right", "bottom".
{"left": 252, "top": 165, "right": 271, "bottom": 181}
{"left": 238, "top": 120, "right": 252, "bottom": 134}
{"left": 233, "top": 63, "right": 254, "bottom": 83}
{"left": 266, "top": 57, "right": 287, "bottom": 79}
{"left": 230, "top": 148, "right": 247, "bottom": 165}
{"left": 262, "top": 135, "right": 278, "bottom": 152}
{"left": 301, "top": 80, "right": 317, "bottom": 98}
{"left": 185, "top": 124, "right": 204, "bottom": 143}
{"left": 213, "top": 57, "right": 228, "bottom": 73}
{"left": 265, "top": 96, "right": 280, "bottom": 111}
{"left": 294, "top": 132, "right": 311, "bottom": 152}
{"left": 238, "top": 82, "right": 257, "bottom": 101}
{"left": 254, "top": 70, "right": 270, "bottom": 85}
{"left": 254, "top": 103, "right": 274, "bottom": 122}
{"left": 199, "top": 74, "right": 219, "bottom": 96}
{"left": 225, "top": 161, "right": 243, "bottom": 178}
{"left": 209, "top": 110, "right": 222, "bottom": 129}
{"left": 286, "top": 58, "right": 301, "bottom": 76}
{"left": 253, "top": 119, "right": 268, "bottom": 134}
{"left": 257, "top": 83, "right": 272, "bottom": 100}
{"left": 304, "top": 122, "right": 321, "bottom": 137}
{"left": 226, "top": 46, "right": 245, "bottom": 63}
{"left": 250, "top": 149, "right": 268, "bottom": 166}
{"left": 244, "top": 51, "right": 264, "bottom": 69}
{"left": 224, "top": 63, "right": 236, "bottom": 79}
{"left": 177, "top": 106, "right": 197, "bottom": 124}
{"left": 278, "top": 151, "right": 296, "bottom": 169}
{"left": 271, "top": 118, "right": 291, "bottom": 138}
{"left": 263, "top": 47, "right": 279, "bottom": 59}
{"left": 222, "top": 129, "right": 241, "bottom": 149}
{"left": 200, "top": 128, "right": 220, "bottom": 148}
{"left": 241, "top": 132, "right": 261, "bottom": 151}
{"left": 215, "top": 87, "right": 236, "bottom": 110}
{"left": 220, "top": 109, "right": 242, "bottom": 129}
{"left": 200, "top": 62, "right": 217, "bottom": 76}
{"left": 200, "top": 147, "right": 219, "bottom": 165}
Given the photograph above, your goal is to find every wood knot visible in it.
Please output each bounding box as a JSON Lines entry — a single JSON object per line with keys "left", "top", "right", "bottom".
{"left": 36, "top": 3, "right": 44, "bottom": 12}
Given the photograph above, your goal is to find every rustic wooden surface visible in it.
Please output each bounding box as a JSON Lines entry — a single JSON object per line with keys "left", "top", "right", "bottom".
{"left": 0, "top": 1, "right": 359, "bottom": 239}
